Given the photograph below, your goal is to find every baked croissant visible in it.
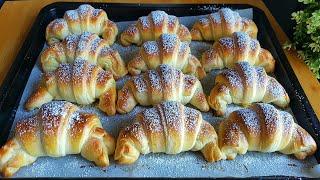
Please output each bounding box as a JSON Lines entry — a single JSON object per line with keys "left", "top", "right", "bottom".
{"left": 25, "top": 60, "right": 116, "bottom": 116}
{"left": 0, "top": 101, "right": 115, "bottom": 177}
{"left": 219, "top": 103, "right": 317, "bottom": 160}
{"left": 46, "top": 4, "right": 118, "bottom": 45}
{"left": 114, "top": 101, "right": 223, "bottom": 164}
{"left": 41, "top": 32, "right": 127, "bottom": 79}
{"left": 120, "top": 10, "right": 191, "bottom": 46}
{"left": 201, "top": 32, "right": 275, "bottom": 73}
{"left": 191, "top": 8, "right": 258, "bottom": 41}
{"left": 116, "top": 64, "right": 209, "bottom": 113}
{"left": 127, "top": 34, "right": 206, "bottom": 79}
{"left": 208, "top": 62, "right": 289, "bottom": 116}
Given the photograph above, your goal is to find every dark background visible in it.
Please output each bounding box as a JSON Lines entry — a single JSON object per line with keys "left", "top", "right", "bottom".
{"left": 0, "top": 0, "right": 304, "bottom": 40}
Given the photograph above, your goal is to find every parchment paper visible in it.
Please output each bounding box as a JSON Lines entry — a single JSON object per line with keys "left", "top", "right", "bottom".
{"left": 10, "top": 8, "right": 318, "bottom": 178}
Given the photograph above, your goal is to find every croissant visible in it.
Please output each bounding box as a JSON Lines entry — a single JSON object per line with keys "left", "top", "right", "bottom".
{"left": 116, "top": 64, "right": 209, "bottom": 113}
{"left": 127, "top": 34, "right": 206, "bottom": 79}
{"left": 114, "top": 101, "right": 223, "bottom": 164}
{"left": 25, "top": 60, "right": 116, "bottom": 116}
{"left": 120, "top": 10, "right": 191, "bottom": 46}
{"left": 41, "top": 32, "right": 127, "bottom": 79}
{"left": 208, "top": 62, "right": 290, "bottom": 116}
{"left": 46, "top": 4, "right": 118, "bottom": 45}
{"left": 0, "top": 101, "right": 115, "bottom": 177}
{"left": 201, "top": 32, "right": 275, "bottom": 73}
{"left": 191, "top": 8, "right": 258, "bottom": 41}
{"left": 219, "top": 103, "right": 317, "bottom": 160}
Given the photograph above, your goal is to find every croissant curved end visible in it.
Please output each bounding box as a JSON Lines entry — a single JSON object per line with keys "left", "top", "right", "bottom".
{"left": 102, "top": 20, "right": 118, "bottom": 46}
{"left": 0, "top": 139, "right": 37, "bottom": 177}
{"left": 190, "top": 27, "right": 203, "bottom": 41}
{"left": 208, "top": 84, "right": 232, "bottom": 116}
{"left": 98, "top": 87, "right": 117, "bottom": 116}
{"left": 114, "top": 139, "right": 140, "bottom": 164}
{"left": 178, "top": 25, "right": 192, "bottom": 42}
{"left": 201, "top": 49, "right": 224, "bottom": 72}
{"left": 201, "top": 142, "right": 225, "bottom": 162}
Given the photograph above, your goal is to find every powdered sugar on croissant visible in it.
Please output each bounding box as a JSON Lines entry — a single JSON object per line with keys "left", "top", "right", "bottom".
{"left": 41, "top": 32, "right": 127, "bottom": 79}
{"left": 127, "top": 34, "right": 206, "bottom": 79}
{"left": 46, "top": 4, "right": 118, "bottom": 45}
{"left": 208, "top": 62, "right": 289, "bottom": 115}
{"left": 0, "top": 101, "right": 115, "bottom": 177}
{"left": 120, "top": 10, "right": 191, "bottom": 46}
{"left": 191, "top": 8, "right": 258, "bottom": 41}
{"left": 114, "top": 101, "right": 223, "bottom": 164}
{"left": 219, "top": 103, "right": 317, "bottom": 160}
{"left": 201, "top": 32, "right": 275, "bottom": 73}
{"left": 25, "top": 60, "right": 116, "bottom": 115}
{"left": 116, "top": 64, "right": 209, "bottom": 114}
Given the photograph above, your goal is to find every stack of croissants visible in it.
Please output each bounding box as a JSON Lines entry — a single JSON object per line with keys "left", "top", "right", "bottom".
{"left": 0, "top": 4, "right": 317, "bottom": 177}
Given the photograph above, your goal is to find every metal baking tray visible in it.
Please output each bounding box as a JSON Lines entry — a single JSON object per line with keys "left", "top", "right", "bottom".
{"left": 0, "top": 2, "right": 319, "bottom": 179}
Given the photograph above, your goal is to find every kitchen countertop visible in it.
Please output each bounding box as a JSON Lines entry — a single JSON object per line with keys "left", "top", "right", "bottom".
{"left": 0, "top": 0, "right": 319, "bottom": 119}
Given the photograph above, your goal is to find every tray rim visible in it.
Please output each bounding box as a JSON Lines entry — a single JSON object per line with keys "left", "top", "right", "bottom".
{"left": 0, "top": 2, "right": 318, "bottom": 179}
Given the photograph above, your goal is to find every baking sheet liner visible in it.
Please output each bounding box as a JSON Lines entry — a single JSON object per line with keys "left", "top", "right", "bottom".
{"left": 9, "top": 8, "right": 318, "bottom": 178}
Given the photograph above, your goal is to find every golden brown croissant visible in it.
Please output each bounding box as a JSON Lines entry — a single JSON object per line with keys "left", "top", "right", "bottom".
{"left": 201, "top": 32, "right": 275, "bottom": 73}
{"left": 191, "top": 8, "right": 258, "bottom": 41}
{"left": 41, "top": 32, "right": 127, "bottom": 79}
{"left": 0, "top": 101, "right": 115, "bottom": 177}
{"left": 25, "top": 60, "right": 116, "bottom": 115}
{"left": 127, "top": 34, "right": 206, "bottom": 79}
{"left": 114, "top": 101, "right": 223, "bottom": 164}
{"left": 120, "top": 10, "right": 191, "bottom": 46}
{"left": 219, "top": 103, "right": 317, "bottom": 160}
{"left": 46, "top": 4, "right": 118, "bottom": 45}
{"left": 116, "top": 64, "right": 209, "bottom": 113}
{"left": 208, "top": 62, "right": 290, "bottom": 115}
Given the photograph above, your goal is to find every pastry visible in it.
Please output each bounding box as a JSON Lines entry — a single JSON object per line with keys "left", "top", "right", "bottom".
{"left": 46, "top": 4, "right": 118, "bottom": 45}
{"left": 208, "top": 62, "right": 289, "bottom": 115}
{"left": 201, "top": 32, "right": 275, "bottom": 73}
{"left": 120, "top": 10, "right": 191, "bottom": 46}
{"left": 114, "top": 101, "right": 223, "bottom": 164}
{"left": 0, "top": 101, "right": 115, "bottom": 177}
{"left": 191, "top": 8, "right": 257, "bottom": 41}
{"left": 116, "top": 64, "right": 209, "bottom": 113}
{"left": 127, "top": 33, "right": 205, "bottom": 79}
{"left": 25, "top": 60, "right": 116, "bottom": 115}
{"left": 41, "top": 32, "right": 127, "bottom": 79}
{"left": 219, "top": 103, "right": 317, "bottom": 160}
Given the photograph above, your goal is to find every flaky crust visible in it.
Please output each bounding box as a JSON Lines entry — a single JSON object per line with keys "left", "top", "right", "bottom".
{"left": 25, "top": 60, "right": 116, "bottom": 116}
{"left": 41, "top": 32, "right": 127, "bottom": 79}
{"left": 201, "top": 32, "right": 275, "bottom": 73}
{"left": 191, "top": 8, "right": 258, "bottom": 41}
{"left": 116, "top": 64, "right": 209, "bottom": 114}
{"left": 218, "top": 103, "right": 317, "bottom": 160}
{"left": 208, "top": 62, "right": 290, "bottom": 115}
{"left": 114, "top": 101, "right": 223, "bottom": 164}
{"left": 46, "top": 4, "right": 118, "bottom": 45}
{"left": 0, "top": 101, "right": 115, "bottom": 177}
{"left": 120, "top": 10, "right": 191, "bottom": 46}
{"left": 127, "top": 34, "right": 206, "bottom": 79}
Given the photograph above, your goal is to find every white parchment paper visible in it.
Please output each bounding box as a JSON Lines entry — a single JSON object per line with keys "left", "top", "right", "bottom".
{"left": 10, "top": 8, "right": 318, "bottom": 178}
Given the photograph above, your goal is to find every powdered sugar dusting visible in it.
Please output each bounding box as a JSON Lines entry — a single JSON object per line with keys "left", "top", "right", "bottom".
{"left": 184, "top": 107, "right": 200, "bottom": 131}
{"left": 234, "top": 32, "right": 249, "bottom": 50}
{"left": 65, "top": 10, "right": 79, "bottom": 21}
{"left": 133, "top": 75, "right": 147, "bottom": 93}
{"left": 56, "top": 64, "right": 72, "bottom": 83}
{"left": 161, "top": 34, "right": 178, "bottom": 53}
{"left": 210, "top": 12, "right": 221, "bottom": 24}
{"left": 151, "top": 10, "right": 167, "bottom": 26}
{"left": 65, "top": 34, "right": 80, "bottom": 51}
{"left": 142, "top": 107, "right": 162, "bottom": 132}
{"left": 220, "top": 8, "right": 237, "bottom": 25}
{"left": 223, "top": 69, "right": 242, "bottom": 88}
{"left": 16, "top": 116, "right": 39, "bottom": 137}
{"left": 236, "top": 109, "right": 260, "bottom": 135}
{"left": 139, "top": 16, "right": 150, "bottom": 29}
{"left": 78, "top": 4, "right": 93, "bottom": 17}
{"left": 267, "top": 78, "right": 286, "bottom": 98}
{"left": 161, "top": 101, "right": 182, "bottom": 131}
{"left": 147, "top": 70, "right": 161, "bottom": 91}
{"left": 143, "top": 41, "right": 159, "bottom": 55}
{"left": 255, "top": 103, "right": 278, "bottom": 136}
{"left": 168, "top": 15, "right": 177, "bottom": 28}
{"left": 237, "top": 62, "right": 254, "bottom": 87}
{"left": 219, "top": 37, "right": 234, "bottom": 49}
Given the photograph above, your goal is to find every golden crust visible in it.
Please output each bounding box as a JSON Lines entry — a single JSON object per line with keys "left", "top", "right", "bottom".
{"left": 218, "top": 103, "right": 317, "bottom": 160}
{"left": 0, "top": 101, "right": 115, "bottom": 177}
{"left": 120, "top": 10, "right": 191, "bottom": 46}
{"left": 127, "top": 34, "right": 206, "bottom": 79}
{"left": 25, "top": 60, "right": 116, "bottom": 116}
{"left": 201, "top": 32, "right": 275, "bottom": 73}
{"left": 46, "top": 4, "right": 118, "bottom": 45}
{"left": 116, "top": 64, "right": 209, "bottom": 114}
{"left": 114, "top": 102, "right": 222, "bottom": 164}
{"left": 208, "top": 62, "right": 289, "bottom": 116}
{"left": 191, "top": 8, "right": 258, "bottom": 41}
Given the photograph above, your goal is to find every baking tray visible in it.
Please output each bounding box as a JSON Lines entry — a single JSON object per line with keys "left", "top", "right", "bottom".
{"left": 0, "top": 2, "right": 319, "bottom": 179}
